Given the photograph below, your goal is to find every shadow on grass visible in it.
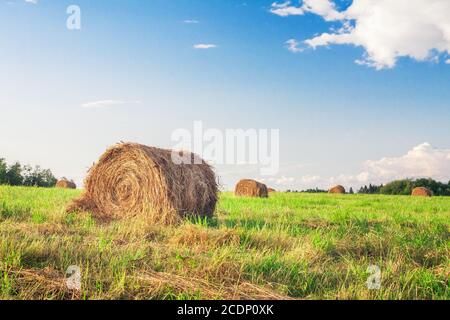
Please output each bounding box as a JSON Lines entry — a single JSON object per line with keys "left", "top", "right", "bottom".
{"left": 185, "top": 215, "right": 220, "bottom": 228}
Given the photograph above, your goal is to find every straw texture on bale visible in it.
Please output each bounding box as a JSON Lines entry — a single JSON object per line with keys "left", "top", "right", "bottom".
{"left": 56, "top": 179, "right": 76, "bottom": 189}
{"left": 235, "top": 179, "right": 268, "bottom": 198}
{"left": 329, "top": 185, "right": 346, "bottom": 194}
{"left": 411, "top": 187, "right": 432, "bottom": 197}
{"left": 67, "top": 143, "right": 218, "bottom": 224}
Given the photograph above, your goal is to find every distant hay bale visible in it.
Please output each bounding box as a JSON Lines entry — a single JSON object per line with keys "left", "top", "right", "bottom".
{"left": 56, "top": 179, "right": 76, "bottom": 189}
{"left": 329, "top": 185, "right": 346, "bottom": 194}
{"left": 411, "top": 187, "right": 432, "bottom": 197}
{"left": 67, "top": 143, "right": 218, "bottom": 224}
{"left": 235, "top": 179, "right": 268, "bottom": 198}
{"left": 268, "top": 188, "right": 276, "bottom": 193}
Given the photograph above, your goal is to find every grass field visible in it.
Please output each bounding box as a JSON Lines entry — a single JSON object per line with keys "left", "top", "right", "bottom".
{"left": 0, "top": 185, "right": 448, "bottom": 300}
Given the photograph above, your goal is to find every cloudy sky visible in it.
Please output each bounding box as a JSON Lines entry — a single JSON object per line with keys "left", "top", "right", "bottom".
{"left": 1, "top": 0, "right": 450, "bottom": 190}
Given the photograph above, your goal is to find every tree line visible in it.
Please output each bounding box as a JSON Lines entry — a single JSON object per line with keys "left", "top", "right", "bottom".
{"left": 286, "top": 178, "right": 450, "bottom": 196}
{"left": 358, "top": 178, "right": 450, "bottom": 196}
{"left": 2, "top": 156, "right": 449, "bottom": 196}
{"left": 0, "top": 157, "right": 57, "bottom": 188}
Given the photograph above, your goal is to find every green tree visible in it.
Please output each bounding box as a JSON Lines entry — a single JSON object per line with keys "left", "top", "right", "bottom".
{"left": 5, "top": 162, "right": 23, "bottom": 186}
{"left": 412, "top": 178, "right": 450, "bottom": 196}
{"left": 23, "top": 165, "right": 57, "bottom": 187}
{"left": 380, "top": 179, "right": 412, "bottom": 195}
{"left": 39, "top": 168, "right": 57, "bottom": 187}
{"left": 301, "top": 188, "right": 327, "bottom": 193}
{"left": 22, "top": 165, "right": 34, "bottom": 186}
{"left": 358, "top": 184, "right": 382, "bottom": 194}
{"left": 0, "top": 158, "right": 7, "bottom": 184}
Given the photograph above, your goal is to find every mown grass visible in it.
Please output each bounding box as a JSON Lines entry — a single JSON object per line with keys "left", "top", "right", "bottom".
{"left": 0, "top": 185, "right": 448, "bottom": 300}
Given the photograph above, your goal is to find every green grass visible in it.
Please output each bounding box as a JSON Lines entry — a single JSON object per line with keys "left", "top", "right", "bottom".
{"left": 0, "top": 185, "right": 448, "bottom": 300}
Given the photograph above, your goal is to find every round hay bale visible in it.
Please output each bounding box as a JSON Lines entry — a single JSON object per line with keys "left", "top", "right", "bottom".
{"left": 329, "top": 185, "right": 346, "bottom": 194}
{"left": 411, "top": 187, "right": 432, "bottom": 197}
{"left": 67, "top": 143, "right": 218, "bottom": 224}
{"left": 56, "top": 179, "right": 76, "bottom": 189}
{"left": 235, "top": 179, "right": 268, "bottom": 198}
{"left": 268, "top": 188, "right": 276, "bottom": 193}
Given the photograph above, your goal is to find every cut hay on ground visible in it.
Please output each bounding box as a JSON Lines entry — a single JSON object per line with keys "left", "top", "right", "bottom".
{"left": 329, "top": 185, "right": 346, "bottom": 194}
{"left": 411, "top": 187, "right": 432, "bottom": 197}
{"left": 67, "top": 143, "right": 218, "bottom": 224}
{"left": 0, "top": 266, "right": 80, "bottom": 300}
{"left": 55, "top": 179, "right": 76, "bottom": 189}
{"left": 235, "top": 179, "right": 268, "bottom": 198}
{"left": 133, "top": 270, "right": 291, "bottom": 300}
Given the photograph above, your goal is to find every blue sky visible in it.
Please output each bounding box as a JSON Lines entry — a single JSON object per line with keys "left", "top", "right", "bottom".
{"left": 1, "top": 0, "right": 450, "bottom": 190}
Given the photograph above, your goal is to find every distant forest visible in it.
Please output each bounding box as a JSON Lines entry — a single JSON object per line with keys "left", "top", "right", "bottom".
{"left": 358, "top": 178, "right": 450, "bottom": 196}
{"left": 290, "top": 178, "right": 450, "bottom": 196}
{"left": 0, "top": 157, "right": 57, "bottom": 188}
{"left": 2, "top": 155, "right": 450, "bottom": 196}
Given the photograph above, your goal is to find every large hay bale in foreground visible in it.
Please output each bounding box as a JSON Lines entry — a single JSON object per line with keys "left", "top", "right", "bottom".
{"left": 411, "top": 187, "right": 432, "bottom": 197}
{"left": 329, "top": 185, "right": 346, "bottom": 194}
{"left": 67, "top": 143, "right": 218, "bottom": 224}
{"left": 56, "top": 179, "right": 76, "bottom": 189}
{"left": 235, "top": 179, "right": 268, "bottom": 198}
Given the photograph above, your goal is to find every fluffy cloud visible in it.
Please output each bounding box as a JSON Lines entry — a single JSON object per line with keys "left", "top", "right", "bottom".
{"left": 300, "top": 175, "right": 322, "bottom": 184}
{"left": 285, "top": 39, "right": 303, "bottom": 53}
{"left": 361, "top": 143, "right": 450, "bottom": 183}
{"left": 223, "top": 143, "right": 450, "bottom": 190}
{"left": 271, "top": 0, "right": 342, "bottom": 20}
{"left": 272, "top": 0, "right": 450, "bottom": 69}
{"left": 302, "top": 143, "right": 450, "bottom": 189}
{"left": 263, "top": 142, "right": 450, "bottom": 191}
{"left": 193, "top": 44, "right": 217, "bottom": 49}
{"left": 25, "top": 0, "right": 38, "bottom": 3}
{"left": 301, "top": 0, "right": 343, "bottom": 21}
{"left": 261, "top": 175, "right": 295, "bottom": 186}
{"left": 270, "top": 1, "right": 304, "bottom": 17}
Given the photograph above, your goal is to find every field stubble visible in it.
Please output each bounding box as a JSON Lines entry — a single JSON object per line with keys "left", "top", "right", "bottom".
{"left": 0, "top": 186, "right": 448, "bottom": 300}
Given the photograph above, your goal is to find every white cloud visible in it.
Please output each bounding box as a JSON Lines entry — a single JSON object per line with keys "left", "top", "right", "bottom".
{"left": 25, "top": 0, "right": 38, "bottom": 4}
{"left": 300, "top": 175, "right": 322, "bottom": 184}
{"left": 301, "top": 0, "right": 344, "bottom": 21}
{"left": 446, "top": 59, "right": 450, "bottom": 64}
{"left": 273, "top": 0, "right": 450, "bottom": 69}
{"left": 193, "top": 44, "right": 217, "bottom": 49}
{"left": 261, "top": 175, "right": 295, "bottom": 186}
{"left": 240, "top": 143, "right": 450, "bottom": 191}
{"left": 81, "top": 100, "right": 141, "bottom": 109}
{"left": 275, "top": 143, "right": 450, "bottom": 191}
{"left": 310, "top": 143, "right": 450, "bottom": 189}
{"left": 270, "top": 0, "right": 342, "bottom": 20}
{"left": 361, "top": 143, "right": 450, "bottom": 183}
{"left": 285, "top": 39, "right": 303, "bottom": 53}
{"left": 183, "top": 19, "right": 199, "bottom": 24}
{"left": 275, "top": 175, "right": 295, "bottom": 185}
{"left": 270, "top": 1, "right": 304, "bottom": 17}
